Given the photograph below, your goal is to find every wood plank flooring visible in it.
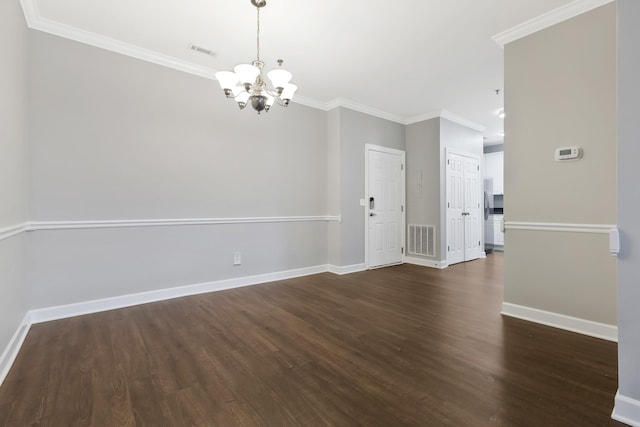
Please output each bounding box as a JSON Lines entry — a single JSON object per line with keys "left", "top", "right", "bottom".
{"left": 0, "top": 253, "right": 623, "bottom": 426}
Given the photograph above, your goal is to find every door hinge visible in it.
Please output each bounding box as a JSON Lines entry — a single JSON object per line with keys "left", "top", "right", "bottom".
{"left": 447, "top": 159, "right": 450, "bottom": 165}
{"left": 401, "top": 247, "right": 404, "bottom": 254}
{"left": 477, "top": 165, "right": 480, "bottom": 171}
{"left": 448, "top": 245, "right": 450, "bottom": 252}
{"left": 478, "top": 240, "right": 481, "bottom": 246}
{"left": 401, "top": 205, "right": 404, "bottom": 212}
{"left": 401, "top": 164, "right": 404, "bottom": 171}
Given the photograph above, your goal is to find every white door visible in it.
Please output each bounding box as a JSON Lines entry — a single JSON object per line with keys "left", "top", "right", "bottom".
{"left": 463, "top": 156, "right": 482, "bottom": 261}
{"left": 446, "top": 152, "right": 482, "bottom": 265}
{"left": 366, "top": 146, "right": 405, "bottom": 268}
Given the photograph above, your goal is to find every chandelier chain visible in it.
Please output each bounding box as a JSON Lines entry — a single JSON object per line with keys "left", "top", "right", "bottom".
{"left": 256, "top": 6, "right": 261, "bottom": 62}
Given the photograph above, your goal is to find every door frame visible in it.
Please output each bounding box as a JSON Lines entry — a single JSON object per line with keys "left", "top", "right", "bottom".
{"left": 444, "top": 148, "right": 483, "bottom": 265}
{"left": 364, "top": 144, "right": 406, "bottom": 269}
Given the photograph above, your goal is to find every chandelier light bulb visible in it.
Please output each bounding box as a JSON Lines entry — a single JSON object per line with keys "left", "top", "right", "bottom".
{"left": 233, "top": 64, "right": 260, "bottom": 87}
{"left": 267, "top": 68, "right": 293, "bottom": 92}
{"left": 214, "top": 71, "right": 239, "bottom": 94}
{"left": 280, "top": 84, "right": 298, "bottom": 103}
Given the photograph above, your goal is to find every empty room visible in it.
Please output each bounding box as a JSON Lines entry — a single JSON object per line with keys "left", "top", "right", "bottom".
{"left": 1, "top": 0, "right": 639, "bottom": 425}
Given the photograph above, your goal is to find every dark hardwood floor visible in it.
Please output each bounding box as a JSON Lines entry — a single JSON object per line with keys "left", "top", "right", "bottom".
{"left": 0, "top": 253, "right": 624, "bottom": 426}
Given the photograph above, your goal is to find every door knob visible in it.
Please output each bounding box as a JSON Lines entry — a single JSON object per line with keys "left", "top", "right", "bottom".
{"left": 369, "top": 212, "right": 377, "bottom": 217}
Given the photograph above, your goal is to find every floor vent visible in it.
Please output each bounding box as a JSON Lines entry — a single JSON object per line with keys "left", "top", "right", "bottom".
{"left": 408, "top": 225, "right": 435, "bottom": 257}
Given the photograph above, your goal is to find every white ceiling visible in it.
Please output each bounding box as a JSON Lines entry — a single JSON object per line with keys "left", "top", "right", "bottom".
{"left": 27, "top": 0, "right": 602, "bottom": 144}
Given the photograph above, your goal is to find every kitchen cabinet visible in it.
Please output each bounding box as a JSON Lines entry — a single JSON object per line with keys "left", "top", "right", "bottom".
{"left": 485, "top": 215, "right": 504, "bottom": 248}
{"left": 493, "top": 215, "right": 504, "bottom": 246}
{"left": 484, "top": 152, "right": 504, "bottom": 195}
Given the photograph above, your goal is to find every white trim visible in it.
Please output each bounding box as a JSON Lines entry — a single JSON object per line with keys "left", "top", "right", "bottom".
{"left": 29, "top": 216, "right": 340, "bottom": 231}
{"left": 0, "top": 313, "right": 31, "bottom": 386}
{"left": 404, "top": 111, "right": 442, "bottom": 126}
{"left": 612, "top": 391, "right": 640, "bottom": 427}
{"left": 404, "top": 256, "right": 448, "bottom": 269}
{"left": 21, "top": 0, "right": 214, "bottom": 80}
{"left": 440, "top": 110, "right": 486, "bottom": 132}
{"left": 0, "top": 223, "right": 29, "bottom": 242}
{"left": 290, "top": 95, "right": 330, "bottom": 111}
{"left": 29, "top": 265, "right": 329, "bottom": 325}
{"left": 492, "top": 0, "right": 615, "bottom": 47}
{"left": 504, "top": 221, "right": 616, "bottom": 234}
{"left": 364, "top": 145, "right": 406, "bottom": 269}
{"left": 404, "top": 109, "right": 486, "bottom": 132}
{"left": 20, "top": 0, "right": 486, "bottom": 131}
{"left": 328, "top": 263, "right": 367, "bottom": 275}
{"left": 325, "top": 98, "right": 407, "bottom": 124}
{"left": 501, "top": 302, "right": 618, "bottom": 342}
{"left": 1, "top": 261, "right": 378, "bottom": 387}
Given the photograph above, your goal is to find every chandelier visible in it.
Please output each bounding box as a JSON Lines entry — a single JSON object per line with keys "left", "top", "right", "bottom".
{"left": 214, "top": 0, "right": 297, "bottom": 114}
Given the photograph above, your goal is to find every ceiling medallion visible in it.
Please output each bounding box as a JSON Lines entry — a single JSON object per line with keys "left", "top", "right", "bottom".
{"left": 215, "top": 0, "right": 297, "bottom": 114}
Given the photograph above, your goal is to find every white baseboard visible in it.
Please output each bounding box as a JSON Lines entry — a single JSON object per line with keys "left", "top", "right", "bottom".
{"left": 612, "top": 391, "right": 640, "bottom": 426}
{"left": 29, "top": 265, "right": 329, "bottom": 324}
{"left": 501, "top": 302, "right": 618, "bottom": 342}
{"left": 404, "top": 256, "right": 448, "bottom": 269}
{"left": 328, "top": 263, "right": 367, "bottom": 275}
{"left": 2, "top": 262, "right": 378, "bottom": 386}
{"left": 0, "top": 313, "right": 32, "bottom": 386}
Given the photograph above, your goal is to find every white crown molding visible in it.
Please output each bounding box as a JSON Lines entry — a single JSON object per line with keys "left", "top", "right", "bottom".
{"left": 504, "top": 221, "right": 616, "bottom": 234}
{"left": 325, "top": 98, "right": 407, "bottom": 124}
{"left": 502, "top": 302, "right": 618, "bottom": 342}
{"left": 404, "top": 111, "right": 442, "bottom": 126}
{"left": 404, "top": 109, "right": 485, "bottom": 132}
{"left": 20, "top": 0, "right": 487, "bottom": 133}
{"left": 0, "top": 222, "right": 29, "bottom": 242}
{"left": 613, "top": 392, "right": 640, "bottom": 427}
{"left": 440, "top": 110, "right": 486, "bottom": 132}
{"left": 291, "top": 95, "right": 330, "bottom": 111}
{"left": 492, "top": 0, "right": 615, "bottom": 47}
{"left": 21, "top": 0, "right": 214, "bottom": 79}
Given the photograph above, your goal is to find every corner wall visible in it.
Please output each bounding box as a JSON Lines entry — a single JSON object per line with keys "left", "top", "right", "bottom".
{"left": 405, "top": 117, "right": 483, "bottom": 264}
{"left": 26, "top": 31, "right": 330, "bottom": 309}
{"left": 503, "top": 4, "right": 617, "bottom": 328}
{"left": 335, "top": 107, "right": 405, "bottom": 268}
{"left": 0, "top": 0, "right": 30, "bottom": 379}
{"left": 614, "top": 0, "right": 640, "bottom": 424}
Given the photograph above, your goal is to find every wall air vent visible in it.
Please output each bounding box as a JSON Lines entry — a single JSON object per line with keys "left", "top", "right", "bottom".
{"left": 408, "top": 225, "right": 436, "bottom": 257}
{"left": 188, "top": 44, "right": 216, "bottom": 57}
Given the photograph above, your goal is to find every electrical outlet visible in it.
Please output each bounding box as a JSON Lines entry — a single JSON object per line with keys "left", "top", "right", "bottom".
{"left": 233, "top": 251, "right": 241, "bottom": 266}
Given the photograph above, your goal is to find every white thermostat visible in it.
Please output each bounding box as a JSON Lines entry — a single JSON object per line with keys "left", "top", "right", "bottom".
{"left": 555, "top": 146, "right": 582, "bottom": 161}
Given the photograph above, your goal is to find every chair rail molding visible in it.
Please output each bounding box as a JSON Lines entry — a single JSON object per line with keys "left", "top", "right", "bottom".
{"left": 0, "top": 223, "right": 29, "bottom": 242}
{"left": 504, "top": 221, "right": 616, "bottom": 234}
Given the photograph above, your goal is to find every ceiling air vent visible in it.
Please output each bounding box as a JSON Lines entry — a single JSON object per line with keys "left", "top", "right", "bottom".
{"left": 188, "top": 44, "right": 216, "bottom": 57}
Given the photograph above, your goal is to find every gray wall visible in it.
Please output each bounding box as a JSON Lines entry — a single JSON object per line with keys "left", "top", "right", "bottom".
{"left": 617, "top": 0, "right": 640, "bottom": 410}
{"left": 327, "top": 109, "right": 341, "bottom": 266}
{"left": 336, "top": 107, "right": 405, "bottom": 266}
{"left": 27, "top": 32, "right": 330, "bottom": 308}
{"left": 405, "top": 118, "right": 483, "bottom": 263}
{"left": 0, "top": 0, "right": 29, "bottom": 360}
{"left": 504, "top": 4, "right": 617, "bottom": 325}
{"left": 406, "top": 118, "right": 441, "bottom": 259}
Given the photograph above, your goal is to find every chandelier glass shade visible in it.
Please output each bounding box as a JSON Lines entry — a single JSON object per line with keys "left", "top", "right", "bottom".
{"left": 214, "top": 0, "right": 297, "bottom": 114}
